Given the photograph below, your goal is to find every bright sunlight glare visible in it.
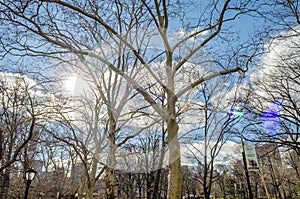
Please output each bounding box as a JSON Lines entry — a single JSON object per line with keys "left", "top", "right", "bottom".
{"left": 63, "top": 75, "right": 77, "bottom": 93}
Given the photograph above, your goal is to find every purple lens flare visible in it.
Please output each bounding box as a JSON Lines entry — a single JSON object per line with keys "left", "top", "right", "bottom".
{"left": 262, "top": 101, "right": 282, "bottom": 136}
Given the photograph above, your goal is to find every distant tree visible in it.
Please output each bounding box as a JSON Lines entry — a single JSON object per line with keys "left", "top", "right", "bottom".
{"left": 43, "top": 82, "right": 108, "bottom": 199}
{"left": 118, "top": 126, "right": 167, "bottom": 199}
{"left": 182, "top": 76, "right": 242, "bottom": 199}
{"left": 281, "top": 150, "right": 300, "bottom": 198}
{"left": 45, "top": 64, "right": 157, "bottom": 199}
{"left": 33, "top": 131, "right": 80, "bottom": 198}
{"left": 0, "top": 72, "right": 56, "bottom": 198}
{"left": 229, "top": 0, "right": 300, "bottom": 156}
{"left": 182, "top": 166, "right": 199, "bottom": 198}
{"left": 0, "top": 73, "right": 35, "bottom": 171}
{"left": 243, "top": 33, "right": 300, "bottom": 155}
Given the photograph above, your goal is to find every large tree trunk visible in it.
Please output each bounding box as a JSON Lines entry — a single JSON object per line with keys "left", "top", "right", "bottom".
{"left": 106, "top": 164, "right": 116, "bottom": 199}
{"left": 167, "top": 115, "right": 182, "bottom": 199}
{"left": 86, "top": 181, "right": 95, "bottom": 199}
{"left": 78, "top": 173, "right": 85, "bottom": 199}
{"left": 106, "top": 118, "right": 117, "bottom": 199}
{"left": 87, "top": 155, "right": 100, "bottom": 199}
{"left": 0, "top": 171, "right": 9, "bottom": 199}
{"left": 165, "top": 48, "right": 182, "bottom": 198}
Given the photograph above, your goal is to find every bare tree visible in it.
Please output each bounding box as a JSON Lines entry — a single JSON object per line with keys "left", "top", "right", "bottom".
{"left": 182, "top": 76, "right": 243, "bottom": 199}
{"left": 0, "top": 1, "right": 268, "bottom": 197}
{"left": 0, "top": 72, "right": 55, "bottom": 198}
{"left": 281, "top": 150, "right": 300, "bottom": 198}
{"left": 243, "top": 33, "right": 300, "bottom": 156}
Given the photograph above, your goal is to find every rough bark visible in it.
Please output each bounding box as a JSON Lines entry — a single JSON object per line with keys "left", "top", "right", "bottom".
{"left": 106, "top": 156, "right": 116, "bottom": 199}
{"left": 167, "top": 103, "right": 182, "bottom": 199}
{"left": 167, "top": 122, "right": 182, "bottom": 199}
{"left": 106, "top": 117, "right": 117, "bottom": 199}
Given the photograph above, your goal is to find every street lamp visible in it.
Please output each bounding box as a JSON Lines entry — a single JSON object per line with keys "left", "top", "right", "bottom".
{"left": 24, "top": 168, "right": 36, "bottom": 199}
{"left": 241, "top": 137, "right": 254, "bottom": 199}
{"left": 228, "top": 107, "right": 254, "bottom": 199}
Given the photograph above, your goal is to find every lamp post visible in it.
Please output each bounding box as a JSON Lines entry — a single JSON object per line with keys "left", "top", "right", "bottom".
{"left": 24, "top": 168, "right": 36, "bottom": 199}
{"left": 241, "top": 138, "right": 254, "bottom": 199}
{"left": 229, "top": 108, "right": 253, "bottom": 199}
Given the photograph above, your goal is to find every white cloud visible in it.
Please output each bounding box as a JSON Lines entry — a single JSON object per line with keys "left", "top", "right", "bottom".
{"left": 251, "top": 26, "right": 300, "bottom": 83}
{"left": 0, "top": 72, "right": 38, "bottom": 90}
{"left": 181, "top": 140, "right": 241, "bottom": 166}
{"left": 248, "top": 26, "right": 300, "bottom": 111}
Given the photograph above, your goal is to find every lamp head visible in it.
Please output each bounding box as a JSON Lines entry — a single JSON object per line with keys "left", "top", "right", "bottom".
{"left": 25, "top": 168, "right": 36, "bottom": 181}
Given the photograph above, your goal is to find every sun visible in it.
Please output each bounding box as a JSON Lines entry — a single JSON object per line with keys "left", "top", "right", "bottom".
{"left": 63, "top": 75, "right": 77, "bottom": 93}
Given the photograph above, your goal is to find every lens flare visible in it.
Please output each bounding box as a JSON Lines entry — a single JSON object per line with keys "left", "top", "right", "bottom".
{"left": 262, "top": 100, "right": 282, "bottom": 136}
